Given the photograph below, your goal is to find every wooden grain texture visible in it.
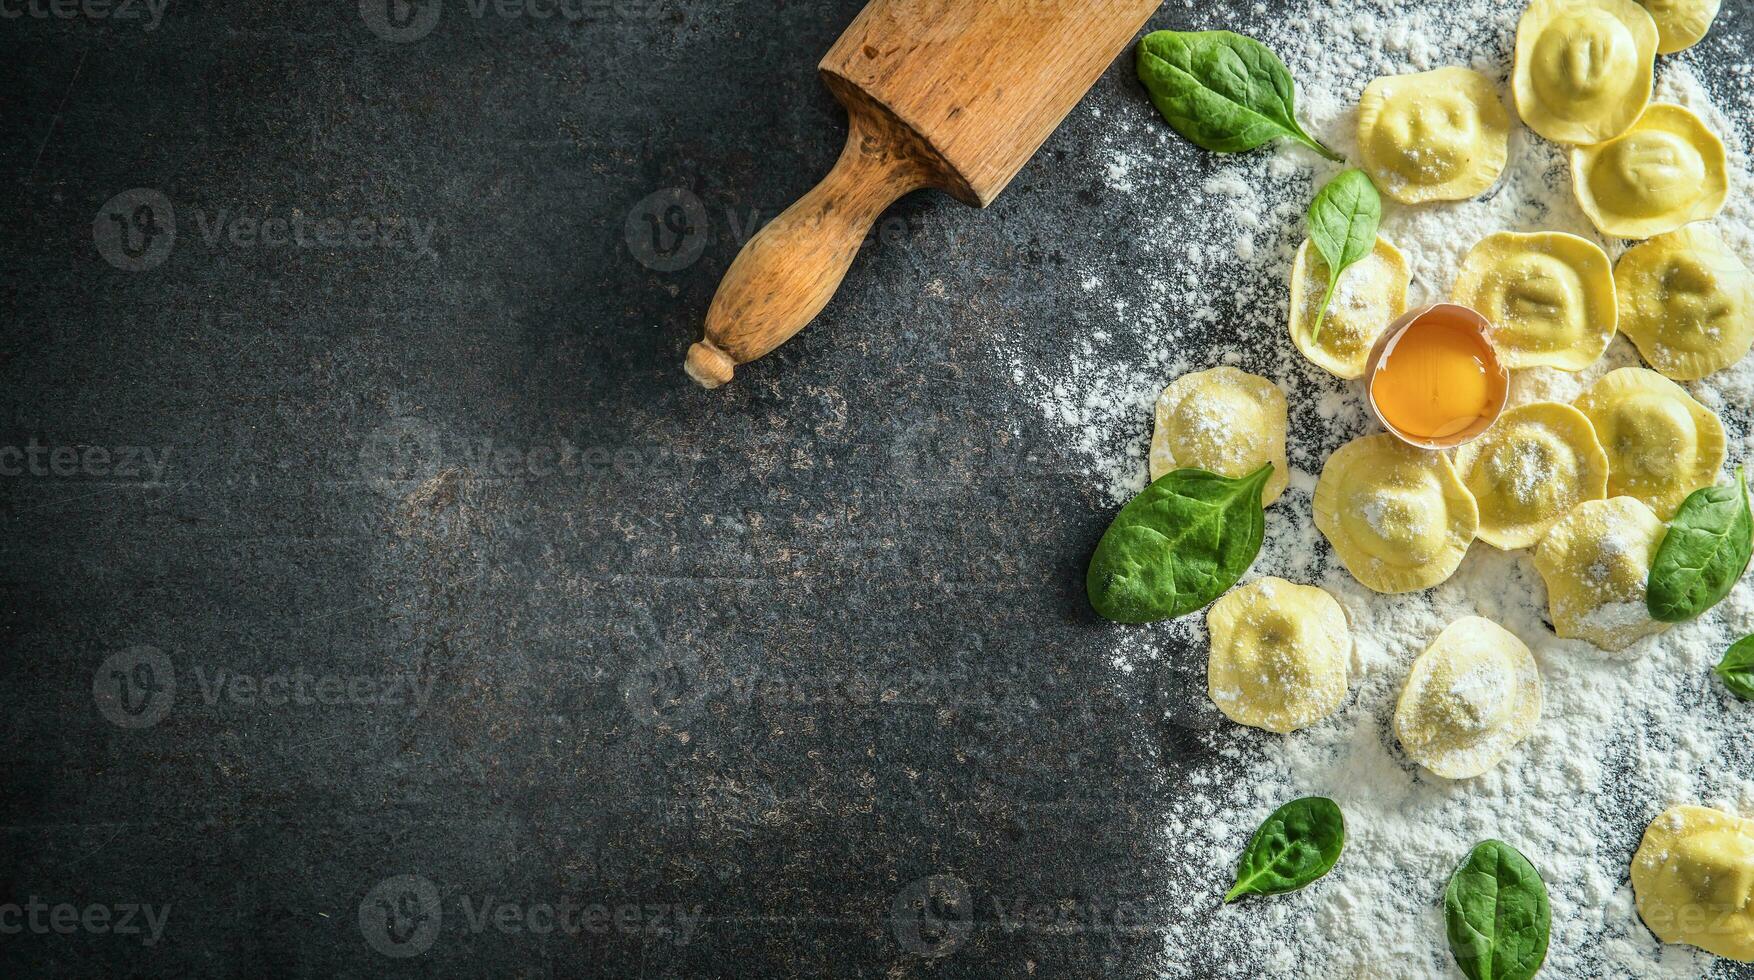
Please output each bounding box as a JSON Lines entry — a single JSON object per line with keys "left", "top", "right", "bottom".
{"left": 689, "top": 0, "right": 1163, "bottom": 388}
{"left": 824, "top": 0, "right": 1164, "bottom": 206}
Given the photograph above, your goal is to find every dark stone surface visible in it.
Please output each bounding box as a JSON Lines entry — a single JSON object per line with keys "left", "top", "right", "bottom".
{"left": 4, "top": 1, "right": 1753, "bottom": 978}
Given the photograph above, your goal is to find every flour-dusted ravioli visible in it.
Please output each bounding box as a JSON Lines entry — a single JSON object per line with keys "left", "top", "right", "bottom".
{"left": 1638, "top": 0, "right": 1721, "bottom": 53}
{"left": 1452, "top": 231, "right": 1617, "bottom": 371}
{"left": 1289, "top": 236, "right": 1410, "bottom": 379}
{"left": 1533, "top": 496, "right": 1670, "bottom": 650}
{"left": 1633, "top": 805, "right": 1754, "bottom": 962}
{"left": 1573, "top": 367, "right": 1726, "bottom": 518}
{"left": 1616, "top": 227, "right": 1754, "bottom": 381}
{"left": 1206, "top": 578, "right": 1351, "bottom": 734}
{"left": 1573, "top": 104, "right": 1727, "bottom": 240}
{"left": 1149, "top": 367, "right": 1289, "bottom": 505}
{"left": 1514, "top": 0, "right": 1657, "bottom": 145}
{"left": 1394, "top": 617, "right": 1542, "bottom": 779}
{"left": 1357, "top": 67, "right": 1511, "bottom": 204}
{"left": 1452, "top": 402, "right": 1609, "bottom": 549}
{"left": 1314, "top": 434, "right": 1480, "bottom": 594}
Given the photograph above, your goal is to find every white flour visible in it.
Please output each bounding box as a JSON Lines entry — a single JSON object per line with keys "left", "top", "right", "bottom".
{"left": 996, "top": 0, "right": 1754, "bottom": 976}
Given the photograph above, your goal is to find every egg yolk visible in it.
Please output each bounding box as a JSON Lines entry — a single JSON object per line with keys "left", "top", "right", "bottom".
{"left": 1372, "top": 310, "right": 1505, "bottom": 441}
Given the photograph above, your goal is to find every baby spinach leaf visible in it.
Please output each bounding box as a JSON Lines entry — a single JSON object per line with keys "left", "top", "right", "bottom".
{"left": 1087, "top": 465, "right": 1271, "bottom": 624}
{"left": 1306, "top": 169, "right": 1382, "bottom": 341}
{"left": 1224, "top": 796, "right": 1345, "bottom": 902}
{"left": 1716, "top": 635, "right": 1754, "bottom": 700}
{"left": 1444, "top": 840, "right": 1551, "bottom": 980}
{"left": 1647, "top": 467, "right": 1753, "bottom": 623}
{"left": 1135, "top": 30, "right": 1339, "bottom": 161}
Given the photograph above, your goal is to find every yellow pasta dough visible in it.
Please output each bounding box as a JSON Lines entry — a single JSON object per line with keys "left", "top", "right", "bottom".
{"left": 1514, "top": 0, "right": 1657, "bottom": 145}
{"left": 1572, "top": 104, "right": 1728, "bottom": 240}
{"left": 1393, "top": 617, "right": 1542, "bottom": 779}
{"left": 1451, "top": 402, "right": 1609, "bottom": 549}
{"left": 1632, "top": 804, "right": 1754, "bottom": 962}
{"left": 1615, "top": 226, "right": 1754, "bottom": 380}
{"left": 1638, "top": 0, "right": 1721, "bottom": 53}
{"left": 1452, "top": 231, "right": 1617, "bottom": 371}
{"left": 1532, "top": 496, "right": 1670, "bottom": 650}
{"left": 1357, "top": 67, "right": 1512, "bottom": 204}
{"left": 1314, "top": 434, "right": 1480, "bottom": 594}
{"left": 1206, "top": 578, "right": 1351, "bottom": 734}
{"left": 1573, "top": 367, "right": 1726, "bottom": 518}
{"left": 1149, "top": 367, "right": 1289, "bottom": 505}
{"left": 1288, "top": 236, "right": 1410, "bottom": 380}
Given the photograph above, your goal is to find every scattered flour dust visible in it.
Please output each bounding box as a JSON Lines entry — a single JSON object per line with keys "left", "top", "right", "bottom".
{"left": 994, "top": 0, "right": 1754, "bottom": 977}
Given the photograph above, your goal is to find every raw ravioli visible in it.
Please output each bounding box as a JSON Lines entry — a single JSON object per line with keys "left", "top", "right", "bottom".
{"left": 1632, "top": 804, "right": 1754, "bottom": 962}
{"left": 1452, "top": 231, "right": 1616, "bottom": 371}
{"left": 1572, "top": 104, "right": 1727, "bottom": 239}
{"left": 1358, "top": 67, "right": 1511, "bottom": 204}
{"left": 1637, "top": 0, "right": 1720, "bottom": 53}
{"left": 1206, "top": 577, "right": 1351, "bottom": 734}
{"left": 1149, "top": 366, "right": 1289, "bottom": 505}
{"left": 1288, "top": 237, "right": 1410, "bottom": 380}
{"left": 1314, "top": 434, "right": 1479, "bottom": 594}
{"left": 1514, "top": 0, "right": 1657, "bottom": 145}
{"left": 1615, "top": 225, "right": 1754, "bottom": 380}
{"left": 1533, "top": 496, "right": 1670, "bottom": 650}
{"left": 1573, "top": 367, "right": 1725, "bottom": 519}
{"left": 1394, "top": 616, "right": 1542, "bottom": 778}
{"left": 1452, "top": 402, "right": 1609, "bottom": 549}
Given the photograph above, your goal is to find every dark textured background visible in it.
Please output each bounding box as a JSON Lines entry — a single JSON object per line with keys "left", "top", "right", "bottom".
{"left": 5, "top": 1, "right": 1753, "bottom": 977}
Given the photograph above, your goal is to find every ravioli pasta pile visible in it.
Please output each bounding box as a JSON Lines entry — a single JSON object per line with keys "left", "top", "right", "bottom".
{"left": 1129, "top": 0, "right": 1754, "bottom": 966}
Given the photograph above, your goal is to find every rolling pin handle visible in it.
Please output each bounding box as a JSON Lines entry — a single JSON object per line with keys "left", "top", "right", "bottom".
{"left": 688, "top": 101, "right": 934, "bottom": 388}
{"left": 685, "top": 339, "right": 737, "bottom": 389}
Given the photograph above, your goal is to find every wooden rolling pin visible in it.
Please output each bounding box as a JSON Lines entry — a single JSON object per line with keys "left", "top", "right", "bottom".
{"left": 686, "top": 0, "right": 1164, "bottom": 388}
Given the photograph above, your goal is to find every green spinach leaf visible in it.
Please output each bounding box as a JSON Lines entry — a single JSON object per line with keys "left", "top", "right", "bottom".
{"left": 1087, "top": 465, "right": 1271, "bottom": 624}
{"left": 1716, "top": 635, "right": 1754, "bottom": 700}
{"left": 1306, "top": 169, "right": 1382, "bottom": 341}
{"left": 1135, "top": 30, "right": 1339, "bottom": 161}
{"left": 1225, "top": 796, "right": 1345, "bottom": 902}
{"left": 1647, "top": 467, "right": 1753, "bottom": 622}
{"left": 1444, "top": 840, "right": 1551, "bottom": 980}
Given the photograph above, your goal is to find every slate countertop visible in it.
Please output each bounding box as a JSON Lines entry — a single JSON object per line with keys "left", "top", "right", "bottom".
{"left": 6, "top": 1, "right": 1754, "bottom": 978}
